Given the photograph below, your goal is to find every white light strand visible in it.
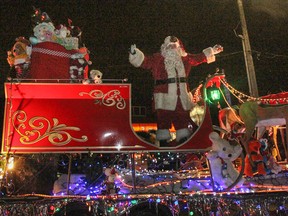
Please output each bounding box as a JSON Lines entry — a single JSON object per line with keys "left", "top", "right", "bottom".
{"left": 220, "top": 79, "right": 288, "bottom": 104}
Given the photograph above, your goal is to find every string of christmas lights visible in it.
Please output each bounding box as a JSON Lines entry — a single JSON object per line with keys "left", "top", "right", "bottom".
{"left": 0, "top": 191, "right": 287, "bottom": 215}
{"left": 220, "top": 79, "right": 288, "bottom": 104}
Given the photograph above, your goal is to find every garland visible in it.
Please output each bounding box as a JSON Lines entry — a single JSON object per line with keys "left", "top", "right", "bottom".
{"left": 220, "top": 79, "right": 288, "bottom": 104}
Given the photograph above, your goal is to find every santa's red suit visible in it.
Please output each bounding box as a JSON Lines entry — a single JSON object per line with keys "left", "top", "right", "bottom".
{"left": 129, "top": 36, "right": 223, "bottom": 145}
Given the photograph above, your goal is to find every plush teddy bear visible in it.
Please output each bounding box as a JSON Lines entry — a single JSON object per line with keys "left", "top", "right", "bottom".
{"left": 104, "top": 167, "right": 118, "bottom": 194}
{"left": 7, "top": 37, "right": 32, "bottom": 79}
{"left": 244, "top": 139, "right": 266, "bottom": 177}
{"left": 54, "top": 24, "right": 70, "bottom": 47}
{"left": 90, "top": 70, "right": 103, "bottom": 84}
{"left": 207, "top": 132, "right": 245, "bottom": 189}
{"left": 82, "top": 69, "right": 103, "bottom": 84}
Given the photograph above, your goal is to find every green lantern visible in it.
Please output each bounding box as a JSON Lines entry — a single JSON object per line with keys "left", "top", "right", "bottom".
{"left": 207, "top": 86, "right": 221, "bottom": 102}
{"left": 210, "top": 89, "right": 221, "bottom": 101}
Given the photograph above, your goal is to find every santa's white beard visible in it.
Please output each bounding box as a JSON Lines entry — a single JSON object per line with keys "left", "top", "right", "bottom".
{"left": 161, "top": 46, "right": 183, "bottom": 59}
{"left": 162, "top": 48, "right": 185, "bottom": 77}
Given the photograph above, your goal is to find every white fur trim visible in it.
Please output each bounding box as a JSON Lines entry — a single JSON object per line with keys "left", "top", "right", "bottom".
{"left": 156, "top": 129, "right": 171, "bottom": 141}
{"left": 129, "top": 48, "right": 144, "bottom": 67}
{"left": 181, "top": 51, "right": 187, "bottom": 57}
{"left": 154, "top": 84, "right": 177, "bottom": 110}
{"left": 179, "top": 83, "right": 195, "bottom": 110}
{"left": 154, "top": 82, "right": 194, "bottom": 111}
{"left": 203, "top": 47, "right": 215, "bottom": 64}
{"left": 176, "top": 128, "right": 192, "bottom": 142}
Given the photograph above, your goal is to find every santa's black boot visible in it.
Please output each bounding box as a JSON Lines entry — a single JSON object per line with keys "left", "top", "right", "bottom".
{"left": 159, "top": 140, "right": 170, "bottom": 147}
{"left": 178, "top": 137, "right": 188, "bottom": 144}
{"left": 176, "top": 128, "right": 192, "bottom": 144}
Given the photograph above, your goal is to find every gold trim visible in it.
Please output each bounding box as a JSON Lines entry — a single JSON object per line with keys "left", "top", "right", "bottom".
{"left": 79, "top": 89, "right": 126, "bottom": 109}
{"left": 9, "top": 145, "right": 145, "bottom": 150}
{"left": 12, "top": 110, "right": 88, "bottom": 146}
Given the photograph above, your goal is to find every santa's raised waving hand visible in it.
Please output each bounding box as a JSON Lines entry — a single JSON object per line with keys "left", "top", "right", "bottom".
{"left": 129, "top": 44, "right": 137, "bottom": 55}
{"left": 129, "top": 44, "right": 145, "bottom": 68}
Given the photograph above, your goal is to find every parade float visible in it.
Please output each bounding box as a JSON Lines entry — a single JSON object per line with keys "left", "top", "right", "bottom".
{"left": 1, "top": 8, "right": 288, "bottom": 216}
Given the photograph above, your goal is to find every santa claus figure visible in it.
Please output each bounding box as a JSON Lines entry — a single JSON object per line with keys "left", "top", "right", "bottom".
{"left": 129, "top": 36, "right": 223, "bottom": 146}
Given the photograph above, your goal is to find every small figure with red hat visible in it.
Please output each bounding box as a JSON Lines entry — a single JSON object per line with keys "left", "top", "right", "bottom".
{"left": 104, "top": 167, "right": 118, "bottom": 194}
{"left": 129, "top": 36, "right": 223, "bottom": 146}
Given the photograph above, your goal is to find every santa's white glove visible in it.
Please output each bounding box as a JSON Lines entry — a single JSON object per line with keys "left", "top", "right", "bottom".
{"left": 129, "top": 44, "right": 136, "bottom": 55}
{"left": 212, "top": 44, "right": 223, "bottom": 55}
{"left": 129, "top": 45, "right": 144, "bottom": 67}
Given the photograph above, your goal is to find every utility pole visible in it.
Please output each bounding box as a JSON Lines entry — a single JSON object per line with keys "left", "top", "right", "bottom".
{"left": 237, "top": 0, "right": 259, "bottom": 98}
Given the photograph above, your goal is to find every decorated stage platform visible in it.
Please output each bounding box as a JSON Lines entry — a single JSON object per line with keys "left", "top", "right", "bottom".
{"left": 0, "top": 165, "right": 287, "bottom": 215}
{"left": 1, "top": 80, "right": 287, "bottom": 215}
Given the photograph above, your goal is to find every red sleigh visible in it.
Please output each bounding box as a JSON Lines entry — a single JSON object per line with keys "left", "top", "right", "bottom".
{"left": 2, "top": 42, "right": 215, "bottom": 154}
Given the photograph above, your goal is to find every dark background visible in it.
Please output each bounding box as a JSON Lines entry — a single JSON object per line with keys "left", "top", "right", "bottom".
{"left": 1, "top": 0, "right": 288, "bottom": 125}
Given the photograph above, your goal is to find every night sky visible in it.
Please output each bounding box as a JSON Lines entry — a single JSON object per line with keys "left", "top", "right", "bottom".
{"left": 0, "top": 0, "right": 287, "bottom": 110}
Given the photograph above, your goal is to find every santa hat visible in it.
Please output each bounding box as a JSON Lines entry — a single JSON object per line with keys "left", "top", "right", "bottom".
{"left": 162, "top": 36, "right": 187, "bottom": 57}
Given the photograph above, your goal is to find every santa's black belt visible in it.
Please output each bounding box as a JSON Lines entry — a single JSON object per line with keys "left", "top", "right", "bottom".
{"left": 154, "top": 77, "right": 187, "bottom": 85}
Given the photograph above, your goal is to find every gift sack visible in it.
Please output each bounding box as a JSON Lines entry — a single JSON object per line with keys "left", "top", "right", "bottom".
{"left": 30, "top": 42, "right": 77, "bottom": 80}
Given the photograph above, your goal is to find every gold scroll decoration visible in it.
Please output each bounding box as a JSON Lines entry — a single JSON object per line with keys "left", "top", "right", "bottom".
{"left": 79, "top": 89, "right": 126, "bottom": 110}
{"left": 12, "top": 110, "right": 88, "bottom": 146}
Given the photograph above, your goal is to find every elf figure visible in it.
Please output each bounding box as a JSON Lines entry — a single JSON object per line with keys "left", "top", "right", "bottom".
{"left": 129, "top": 36, "right": 223, "bottom": 146}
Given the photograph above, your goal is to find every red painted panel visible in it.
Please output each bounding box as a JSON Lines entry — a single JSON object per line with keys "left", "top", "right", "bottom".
{"left": 2, "top": 82, "right": 213, "bottom": 153}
